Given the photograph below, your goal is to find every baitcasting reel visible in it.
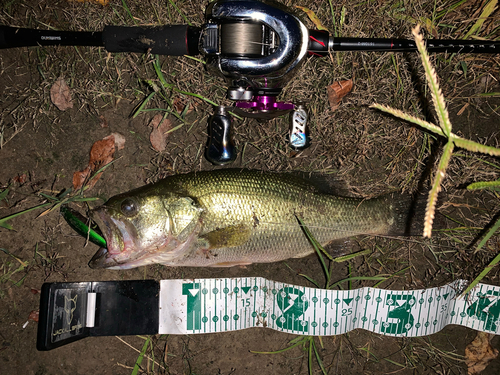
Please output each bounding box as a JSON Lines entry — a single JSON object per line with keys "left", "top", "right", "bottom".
{"left": 200, "top": 0, "right": 321, "bottom": 163}
{"left": 1, "top": 0, "right": 499, "bottom": 164}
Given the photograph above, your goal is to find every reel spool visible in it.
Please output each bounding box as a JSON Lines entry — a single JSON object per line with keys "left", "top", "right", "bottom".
{"left": 201, "top": 0, "right": 309, "bottom": 119}
{"left": 220, "top": 22, "right": 275, "bottom": 57}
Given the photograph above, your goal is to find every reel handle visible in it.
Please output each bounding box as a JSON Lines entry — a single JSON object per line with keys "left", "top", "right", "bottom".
{"left": 206, "top": 107, "right": 237, "bottom": 165}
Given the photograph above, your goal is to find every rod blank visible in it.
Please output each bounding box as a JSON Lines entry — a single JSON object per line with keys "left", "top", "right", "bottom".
{"left": 329, "top": 37, "right": 500, "bottom": 54}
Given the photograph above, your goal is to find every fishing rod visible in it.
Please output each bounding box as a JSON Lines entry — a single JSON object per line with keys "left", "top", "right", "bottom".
{"left": 1, "top": 0, "right": 499, "bottom": 165}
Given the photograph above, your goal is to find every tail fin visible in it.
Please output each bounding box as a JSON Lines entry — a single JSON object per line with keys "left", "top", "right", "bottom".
{"left": 385, "top": 192, "right": 442, "bottom": 236}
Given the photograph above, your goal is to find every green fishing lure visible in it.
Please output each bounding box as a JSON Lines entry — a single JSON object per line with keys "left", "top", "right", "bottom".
{"left": 60, "top": 205, "right": 107, "bottom": 248}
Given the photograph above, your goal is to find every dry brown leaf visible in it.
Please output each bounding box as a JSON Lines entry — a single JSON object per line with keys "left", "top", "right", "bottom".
{"left": 108, "top": 132, "right": 126, "bottom": 151}
{"left": 149, "top": 114, "right": 172, "bottom": 152}
{"left": 173, "top": 97, "right": 191, "bottom": 114}
{"left": 13, "top": 173, "right": 27, "bottom": 184}
{"left": 465, "top": 331, "right": 499, "bottom": 375}
{"left": 295, "top": 6, "right": 328, "bottom": 31}
{"left": 327, "top": 79, "right": 354, "bottom": 111}
{"left": 28, "top": 310, "right": 39, "bottom": 322}
{"left": 50, "top": 77, "right": 73, "bottom": 111}
{"left": 99, "top": 114, "right": 108, "bottom": 128}
{"left": 73, "top": 136, "right": 116, "bottom": 190}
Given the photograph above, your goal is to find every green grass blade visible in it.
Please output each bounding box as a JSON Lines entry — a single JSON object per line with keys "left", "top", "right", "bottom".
{"left": 0, "top": 247, "right": 28, "bottom": 267}
{"left": 312, "top": 339, "right": 328, "bottom": 375}
{"left": 327, "top": 0, "right": 337, "bottom": 37}
{"left": 461, "top": 219, "right": 500, "bottom": 298}
{"left": 370, "top": 104, "right": 445, "bottom": 136}
{"left": 373, "top": 267, "right": 410, "bottom": 288}
{"left": 153, "top": 55, "right": 218, "bottom": 107}
{"left": 333, "top": 249, "right": 371, "bottom": 262}
{"left": 0, "top": 188, "right": 8, "bottom": 202}
{"left": 463, "top": 0, "right": 498, "bottom": 39}
{"left": 412, "top": 26, "right": 452, "bottom": 137}
{"left": 467, "top": 180, "right": 500, "bottom": 191}
{"left": 121, "top": 0, "right": 137, "bottom": 25}
{"left": 168, "top": 0, "right": 191, "bottom": 25}
{"left": 424, "top": 141, "right": 454, "bottom": 237}
{"left": 154, "top": 56, "right": 171, "bottom": 91}
{"left": 132, "top": 92, "right": 156, "bottom": 118}
{"left": 370, "top": 105, "right": 500, "bottom": 157}
{"left": 476, "top": 216, "right": 500, "bottom": 253}
{"left": 451, "top": 136, "right": 500, "bottom": 156}
{"left": 131, "top": 336, "right": 151, "bottom": 375}
{"left": 308, "top": 338, "right": 313, "bottom": 375}
{"left": 0, "top": 202, "right": 52, "bottom": 230}
{"left": 298, "top": 273, "right": 321, "bottom": 288}
{"left": 296, "top": 216, "right": 331, "bottom": 282}
{"left": 251, "top": 339, "right": 305, "bottom": 354}
{"left": 384, "top": 358, "right": 407, "bottom": 368}
{"left": 435, "top": 0, "right": 469, "bottom": 19}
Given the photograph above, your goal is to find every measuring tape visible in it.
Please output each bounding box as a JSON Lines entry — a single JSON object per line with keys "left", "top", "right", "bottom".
{"left": 37, "top": 277, "right": 500, "bottom": 350}
{"left": 159, "top": 278, "right": 500, "bottom": 336}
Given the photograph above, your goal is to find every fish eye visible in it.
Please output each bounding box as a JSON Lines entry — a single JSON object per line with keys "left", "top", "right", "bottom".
{"left": 120, "top": 198, "right": 138, "bottom": 217}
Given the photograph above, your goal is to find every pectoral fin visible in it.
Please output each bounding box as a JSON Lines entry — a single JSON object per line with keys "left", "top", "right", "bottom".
{"left": 201, "top": 224, "right": 252, "bottom": 249}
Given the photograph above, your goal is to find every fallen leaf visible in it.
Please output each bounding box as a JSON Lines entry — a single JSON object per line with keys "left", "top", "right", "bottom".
{"left": 99, "top": 114, "right": 108, "bottom": 128}
{"left": 73, "top": 136, "right": 116, "bottom": 190}
{"left": 465, "top": 331, "right": 499, "bottom": 375}
{"left": 28, "top": 310, "right": 39, "bottom": 322}
{"left": 50, "top": 77, "right": 73, "bottom": 111}
{"left": 13, "top": 173, "right": 27, "bottom": 185}
{"left": 295, "top": 6, "right": 328, "bottom": 31}
{"left": 30, "top": 288, "right": 40, "bottom": 295}
{"left": 423, "top": 17, "right": 439, "bottom": 38}
{"left": 149, "top": 114, "right": 172, "bottom": 152}
{"left": 327, "top": 79, "right": 354, "bottom": 111}
{"left": 173, "top": 97, "right": 194, "bottom": 116}
{"left": 109, "top": 132, "right": 126, "bottom": 151}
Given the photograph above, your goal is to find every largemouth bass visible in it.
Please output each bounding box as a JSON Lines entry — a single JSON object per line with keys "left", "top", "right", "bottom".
{"left": 89, "top": 169, "right": 423, "bottom": 269}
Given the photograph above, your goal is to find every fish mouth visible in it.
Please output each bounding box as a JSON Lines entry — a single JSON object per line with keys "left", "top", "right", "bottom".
{"left": 88, "top": 247, "right": 111, "bottom": 269}
{"left": 89, "top": 208, "right": 139, "bottom": 269}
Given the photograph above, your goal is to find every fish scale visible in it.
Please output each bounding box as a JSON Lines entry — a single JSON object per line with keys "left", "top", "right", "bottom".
{"left": 89, "top": 169, "right": 419, "bottom": 269}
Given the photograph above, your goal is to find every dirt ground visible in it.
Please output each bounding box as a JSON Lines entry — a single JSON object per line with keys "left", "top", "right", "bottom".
{"left": 1, "top": 0, "right": 500, "bottom": 374}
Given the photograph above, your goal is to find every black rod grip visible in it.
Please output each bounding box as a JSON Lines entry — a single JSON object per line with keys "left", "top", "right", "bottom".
{"left": 102, "top": 25, "right": 200, "bottom": 56}
{"left": 0, "top": 25, "right": 103, "bottom": 49}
